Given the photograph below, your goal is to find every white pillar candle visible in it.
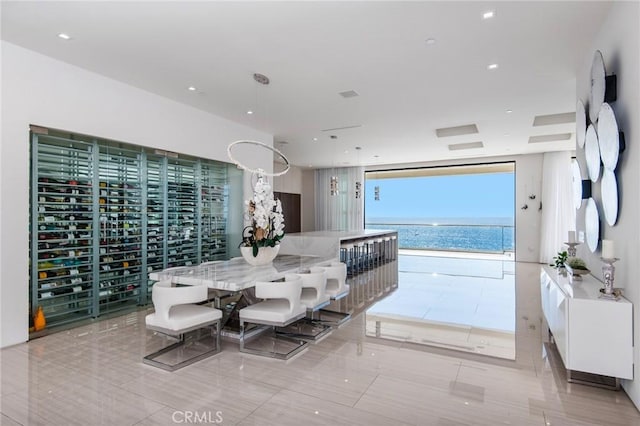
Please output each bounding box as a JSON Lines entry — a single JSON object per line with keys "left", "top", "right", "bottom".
{"left": 602, "top": 239, "right": 615, "bottom": 259}
{"left": 568, "top": 231, "right": 576, "bottom": 243}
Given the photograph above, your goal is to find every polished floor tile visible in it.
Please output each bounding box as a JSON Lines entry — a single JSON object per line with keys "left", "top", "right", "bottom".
{"left": 1, "top": 259, "right": 639, "bottom": 425}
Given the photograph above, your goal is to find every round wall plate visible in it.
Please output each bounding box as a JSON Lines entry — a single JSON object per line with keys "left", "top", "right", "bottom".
{"left": 576, "top": 99, "right": 587, "bottom": 148}
{"left": 585, "top": 198, "right": 600, "bottom": 253}
{"left": 584, "top": 124, "right": 601, "bottom": 182}
{"left": 589, "top": 50, "right": 606, "bottom": 123}
{"left": 572, "top": 160, "right": 583, "bottom": 210}
{"left": 597, "top": 103, "right": 619, "bottom": 170}
{"left": 601, "top": 169, "right": 618, "bottom": 226}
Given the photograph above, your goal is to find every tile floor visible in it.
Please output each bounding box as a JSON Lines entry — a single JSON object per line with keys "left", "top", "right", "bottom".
{"left": 366, "top": 253, "right": 516, "bottom": 359}
{"left": 1, "top": 260, "right": 639, "bottom": 425}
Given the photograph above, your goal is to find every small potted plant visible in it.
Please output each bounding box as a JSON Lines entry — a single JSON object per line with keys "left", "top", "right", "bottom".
{"left": 564, "top": 257, "right": 590, "bottom": 281}
{"left": 550, "top": 251, "right": 568, "bottom": 269}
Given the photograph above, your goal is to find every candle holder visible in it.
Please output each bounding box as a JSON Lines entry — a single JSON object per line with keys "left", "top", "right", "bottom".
{"left": 564, "top": 242, "right": 580, "bottom": 257}
{"left": 600, "top": 257, "right": 619, "bottom": 298}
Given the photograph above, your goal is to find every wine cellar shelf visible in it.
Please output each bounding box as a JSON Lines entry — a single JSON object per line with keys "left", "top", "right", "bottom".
{"left": 31, "top": 132, "right": 230, "bottom": 328}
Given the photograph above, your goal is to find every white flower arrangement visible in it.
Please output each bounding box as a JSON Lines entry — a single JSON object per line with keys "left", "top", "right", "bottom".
{"left": 240, "top": 174, "right": 285, "bottom": 256}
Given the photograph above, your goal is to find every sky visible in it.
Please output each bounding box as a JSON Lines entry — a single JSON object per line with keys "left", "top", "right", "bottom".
{"left": 365, "top": 172, "right": 514, "bottom": 224}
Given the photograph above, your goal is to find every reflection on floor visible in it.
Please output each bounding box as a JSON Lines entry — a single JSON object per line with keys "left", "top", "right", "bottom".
{"left": 365, "top": 251, "right": 516, "bottom": 359}
{"left": 2, "top": 261, "right": 640, "bottom": 424}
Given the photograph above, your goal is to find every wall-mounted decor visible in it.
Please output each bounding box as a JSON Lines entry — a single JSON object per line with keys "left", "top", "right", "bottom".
{"left": 584, "top": 124, "right": 601, "bottom": 182}
{"left": 598, "top": 103, "right": 622, "bottom": 170}
{"left": 585, "top": 197, "right": 600, "bottom": 253}
{"left": 601, "top": 168, "right": 619, "bottom": 226}
{"left": 589, "top": 50, "right": 606, "bottom": 123}
{"left": 576, "top": 99, "right": 587, "bottom": 148}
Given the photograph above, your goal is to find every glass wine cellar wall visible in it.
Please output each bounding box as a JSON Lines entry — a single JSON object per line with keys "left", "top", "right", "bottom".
{"left": 30, "top": 130, "right": 230, "bottom": 328}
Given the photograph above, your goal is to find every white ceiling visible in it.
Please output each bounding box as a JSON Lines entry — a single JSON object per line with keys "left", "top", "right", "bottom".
{"left": 1, "top": 1, "right": 611, "bottom": 168}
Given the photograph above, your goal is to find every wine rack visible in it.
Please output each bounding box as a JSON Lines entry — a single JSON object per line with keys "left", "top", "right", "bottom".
{"left": 31, "top": 135, "right": 96, "bottom": 325}
{"left": 145, "top": 153, "right": 165, "bottom": 275}
{"left": 166, "top": 158, "right": 198, "bottom": 268}
{"left": 97, "top": 145, "right": 144, "bottom": 315}
{"left": 30, "top": 130, "right": 230, "bottom": 328}
{"left": 200, "top": 162, "right": 228, "bottom": 262}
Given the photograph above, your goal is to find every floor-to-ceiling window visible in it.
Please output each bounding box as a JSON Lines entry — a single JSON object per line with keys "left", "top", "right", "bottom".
{"left": 365, "top": 163, "right": 515, "bottom": 255}
{"left": 364, "top": 163, "right": 516, "bottom": 359}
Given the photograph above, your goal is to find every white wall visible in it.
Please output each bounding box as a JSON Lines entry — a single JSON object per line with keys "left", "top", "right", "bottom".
{"left": 0, "top": 42, "right": 273, "bottom": 348}
{"left": 575, "top": 1, "right": 640, "bottom": 408}
{"left": 273, "top": 164, "right": 303, "bottom": 194}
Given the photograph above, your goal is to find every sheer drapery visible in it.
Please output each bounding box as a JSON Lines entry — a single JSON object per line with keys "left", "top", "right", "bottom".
{"left": 539, "top": 151, "right": 575, "bottom": 263}
{"left": 315, "top": 167, "right": 364, "bottom": 231}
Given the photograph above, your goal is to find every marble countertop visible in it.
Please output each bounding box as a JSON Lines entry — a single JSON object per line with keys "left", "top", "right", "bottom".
{"left": 149, "top": 254, "right": 331, "bottom": 291}
{"left": 284, "top": 229, "right": 397, "bottom": 240}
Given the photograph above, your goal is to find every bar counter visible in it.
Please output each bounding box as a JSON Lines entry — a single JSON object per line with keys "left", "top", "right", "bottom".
{"left": 279, "top": 229, "right": 398, "bottom": 258}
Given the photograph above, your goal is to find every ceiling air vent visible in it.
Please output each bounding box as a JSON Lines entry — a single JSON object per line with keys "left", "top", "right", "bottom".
{"left": 528, "top": 133, "right": 572, "bottom": 143}
{"left": 436, "top": 124, "right": 479, "bottom": 138}
{"left": 532, "top": 112, "right": 576, "bottom": 126}
{"left": 448, "top": 142, "right": 484, "bottom": 151}
{"left": 321, "top": 124, "right": 363, "bottom": 132}
{"left": 339, "top": 90, "right": 359, "bottom": 98}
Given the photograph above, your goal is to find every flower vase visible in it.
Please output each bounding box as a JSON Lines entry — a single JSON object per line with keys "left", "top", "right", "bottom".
{"left": 240, "top": 245, "right": 280, "bottom": 266}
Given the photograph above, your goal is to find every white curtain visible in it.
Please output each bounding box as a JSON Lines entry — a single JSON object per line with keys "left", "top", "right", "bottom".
{"left": 539, "top": 151, "right": 575, "bottom": 263}
{"left": 315, "top": 167, "right": 364, "bottom": 231}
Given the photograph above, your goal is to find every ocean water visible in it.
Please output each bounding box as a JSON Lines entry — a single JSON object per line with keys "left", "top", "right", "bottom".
{"left": 367, "top": 220, "right": 514, "bottom": 253}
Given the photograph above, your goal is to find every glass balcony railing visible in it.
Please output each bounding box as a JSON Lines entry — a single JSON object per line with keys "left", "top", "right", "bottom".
{"left": 366, "top": 222, "right": 515, "bottom": 253}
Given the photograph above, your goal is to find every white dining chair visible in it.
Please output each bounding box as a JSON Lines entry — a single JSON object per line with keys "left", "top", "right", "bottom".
{"left": 144, "top": 280, "right": 222, "bottom": 371}
{"left": 238, "top": 274, "right": 308, "bottom": 359}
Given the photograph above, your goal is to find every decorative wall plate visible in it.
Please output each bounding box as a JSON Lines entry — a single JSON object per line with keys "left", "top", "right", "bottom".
{"left": 576, "top": 99, "right": 587, "bottom": 148}
{"left": 589, "top": 50, "right": 606, "bottom": 123}
{"left": 585, "top": 198, "right": 600, "bottom": 253}
{"left": 584, "top": 124, "right": 601, "bottom": 182}
{"left": 601, "top": 168, "right": 618, "bottom": 226}
{"left": 597, "top": 103, "right": 619, "bottom": 170}
{"left": 572, "top": 160, "right": 583, "bottom": 210}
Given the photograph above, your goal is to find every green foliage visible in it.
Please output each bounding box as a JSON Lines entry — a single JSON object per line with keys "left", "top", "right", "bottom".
{"left": 565, "top": 257, "right": 588, "bottom": 270}
{"left": 551, "top": 250, "right": 568, "bottom": 268}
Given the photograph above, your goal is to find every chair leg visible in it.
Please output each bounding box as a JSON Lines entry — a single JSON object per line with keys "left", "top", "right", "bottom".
{"left": 239, "top": 319, "right": 309, "bottom": 359}
{"left": 143, "top": 321, "right": 222, "bottom": 372}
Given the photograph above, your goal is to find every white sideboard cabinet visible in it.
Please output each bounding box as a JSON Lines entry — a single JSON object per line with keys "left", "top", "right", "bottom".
{"left": 540, "top": 265, "right": 633, "bottom": 382}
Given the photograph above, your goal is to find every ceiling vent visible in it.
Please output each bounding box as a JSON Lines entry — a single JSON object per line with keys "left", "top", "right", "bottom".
{"left": 528, "top": 133, "right": 572, "bottom": 143}
{"left": 339, "top": 90, "right": 359, "bottom": 98}
{"left": 532, "top": 112, "right": 576, "bottom": 126}
{"left": 448, "top": 141, "right": 484, "bottom": 151}
{"left": 436, "top": 124, "right": 479, "bottom": 138}
{"left": 321, "top": 124, "right": 363, "bottom": 132}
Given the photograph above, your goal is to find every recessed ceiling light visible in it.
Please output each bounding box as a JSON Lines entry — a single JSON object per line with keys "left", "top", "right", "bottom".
{"left": 425, "top": 38, "right": 436, "bottom": 45}
{"left": 246, "top": 110, "right": 253, "bottom": 115}
{"left": 483, "top": 11, "right": 495, "bottom": 19}
{"left": 313, "top": 137, "right": 318, "bottom": 141}
{"left": 487, "top": 63, "right": 499, "bottom": 70}
{"left": 344, "top": 150, "right": 349, "bottom": 154}
{"left": 187, "top": 86, "right": 197, "bottom": 91}
{"left": 57, "top": 33, "right": 71, "bottom": 40}
{"left": 506, "top": 109, "right": 513, "bottom": 113}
